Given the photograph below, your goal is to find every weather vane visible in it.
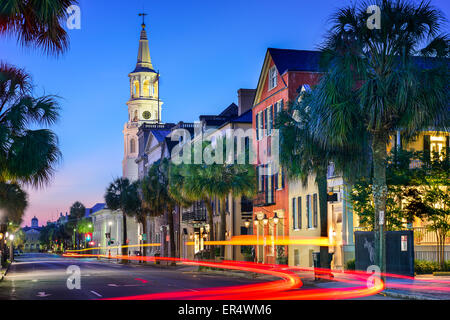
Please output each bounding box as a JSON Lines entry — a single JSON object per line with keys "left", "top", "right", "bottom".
{"left": 139, "top": 12, "right": 148, "bottom": 27}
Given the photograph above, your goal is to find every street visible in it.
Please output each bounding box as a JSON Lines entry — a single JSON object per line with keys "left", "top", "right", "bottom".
{"left": 0, "top": 253, "right": 267, "bottom": 300}
{"left": 0, "top": 253, "right": 407, "bottom": 300}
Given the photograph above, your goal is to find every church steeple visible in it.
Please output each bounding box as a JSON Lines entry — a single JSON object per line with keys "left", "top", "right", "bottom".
{"left": 134, "top": 23, "right": 154, "bottom": 72}
{"left": 123, "top": 14, "right": 163, "bottom": 181}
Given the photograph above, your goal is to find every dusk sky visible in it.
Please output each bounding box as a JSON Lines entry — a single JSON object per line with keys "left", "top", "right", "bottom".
{"left": 1, "top": 0, "right": 448, "bottom": 226}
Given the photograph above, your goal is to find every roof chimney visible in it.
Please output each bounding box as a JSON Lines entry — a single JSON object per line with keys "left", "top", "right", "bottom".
{"left": 237, "top": 89, "right": 256, "bottom": 116}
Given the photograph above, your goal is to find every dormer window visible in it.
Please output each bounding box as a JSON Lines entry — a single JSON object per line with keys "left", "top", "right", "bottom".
{"left": 268, "top": 66, "right": 277, "bottom": 90}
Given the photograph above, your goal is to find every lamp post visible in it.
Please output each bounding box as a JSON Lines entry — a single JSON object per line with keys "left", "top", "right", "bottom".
{"left": 108, "top": 221, "right": 113, "bottom": 258}
{"left": 9, "top": 234, "right": 14, "bottom": 262}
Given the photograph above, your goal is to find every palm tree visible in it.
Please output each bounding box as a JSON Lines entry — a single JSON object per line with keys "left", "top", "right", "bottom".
{"left": 0, "top": 181, "right": 27, "bottom": 264}
{"left": 202, "top": 139, "right": 256, "bottom": 258}
{"left": 141, "top": 159, "right": 192, "bottom": 260}
{"left": 308, "top": 0, "right": 449, "bottom": 274}
{"left": 0, "top": 64, "right": 61, "bottom": 188}
{"left": 0, "top": 0, "right": 78, "bottom": 55}
{"left": 173, "top": 140, "right": 256, "bottom": 259}
{"left": 104, "top": 177, "right": 141, "bottom": 262}
{"left": 277, "top": 89, "right": 369, "bottom": 269}
{"left": 171, "top": 159, "right": 217, "bottom": 259}
{"left": 69, "top": 201, "right": 85, "bottom": 249}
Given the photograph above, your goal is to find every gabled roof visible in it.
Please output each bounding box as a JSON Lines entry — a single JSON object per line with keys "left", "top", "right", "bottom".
{"left": 218, "top": 103, "right": 239, "bottom": 117}
{"left": 230, "top": 108, "right": 252, "bottom": 123}
{"left": 151, "top": 129, "right": 172, "bottom": 143}
{"left": 254, "top": 48, "right": 323, "bottom": 106}
{"left": 268, "top": 48, "right": 323, "bottom": 74}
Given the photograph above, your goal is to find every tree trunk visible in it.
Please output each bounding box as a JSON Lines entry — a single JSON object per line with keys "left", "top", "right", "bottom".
{"left": 167, "top": 208, "right": 176, "bottom": 262}
{"left": 0, "top": 223, "right": 6, "bottom": 266}
{"left": 219, "top": 197, "right": 227, "bottom": 258}
{"left": 121, "top": 212, "right": 128, "bottom": 263}
{"left": 372, "top": 133, "right": 388, "bottom": 279}
{"left": 141, "top": 217, "right": 147, "bottom": 263}
{"left": 316, "top": 171, "right": 330, "bottom": 271}
{"left": 204, "top": 199, "right": 215, "bottom": 259}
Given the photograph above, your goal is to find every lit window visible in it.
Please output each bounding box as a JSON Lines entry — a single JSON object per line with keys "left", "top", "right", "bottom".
{"left": 268, "top": 66, "right": 277, "bottom": 90}
{"left": 143, "top": 80, "right": 150, "bottom": 96}
{"left": 133, "top": 81, "right": 140, "bottom": 97}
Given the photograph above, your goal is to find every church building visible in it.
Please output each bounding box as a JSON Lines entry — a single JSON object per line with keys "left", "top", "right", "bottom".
{"left": 123, "top": 19, "right": 163, "bottom": 181}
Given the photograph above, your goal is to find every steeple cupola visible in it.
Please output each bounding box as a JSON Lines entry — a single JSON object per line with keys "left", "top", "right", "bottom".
{"left": 133, "top": 23, "right": 155, "bottom": 73}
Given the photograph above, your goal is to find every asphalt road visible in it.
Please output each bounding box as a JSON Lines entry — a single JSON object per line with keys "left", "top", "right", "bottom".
{"left": 0, "top": 253, "right": 265, "bottom": 300}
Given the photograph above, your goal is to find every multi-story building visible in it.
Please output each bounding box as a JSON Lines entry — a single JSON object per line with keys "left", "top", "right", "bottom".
{"left": 252, "top": 48, "right": 323, "bottom": 265}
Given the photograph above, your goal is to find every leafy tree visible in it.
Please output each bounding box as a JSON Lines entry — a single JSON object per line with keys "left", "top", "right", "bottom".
{"left": 403, "top": 150, "right": 450, "bottom": 268}
{"left": 104, "top": 177, "right": 141, "bottom": 261}
{"left": 307, "top": 0, "right": 449, "bottom": 274}
{"left": 0, "top": 64, "right": 61, "bottom": 258}
{"left": 141, "top": 159, "right": 181, "bottom": 260}
{"left": 0, "top": 0, "right": 78, "bottom": 55}
{"left": 277, "top": 89, "right": 369, "bottom": 269}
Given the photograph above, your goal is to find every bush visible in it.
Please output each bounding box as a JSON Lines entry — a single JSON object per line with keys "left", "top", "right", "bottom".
{"left": 346, "top": 259, "right": 355, "bottom": 270}
{"left": 415, "top": 260, "right": 440, "bottom": 274}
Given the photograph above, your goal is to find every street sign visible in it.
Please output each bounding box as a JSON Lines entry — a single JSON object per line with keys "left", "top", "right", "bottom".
{"left": 401, "top": 235, "right": 407, "bottom": 251}
{"left": 142, "top": 233, "right": 147, "bottom": 241}
{"left": 327, "top": 192, "right": 338, "bottom": 202}
{"left": 379, "top": 211, "right": 384, "bottom": 225}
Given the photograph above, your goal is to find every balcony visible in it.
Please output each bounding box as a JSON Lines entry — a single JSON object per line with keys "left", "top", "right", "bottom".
{"left": 253, "top": 190, "right": 275, "bottom": 207}
{"left": 182, "top": 203, "right": 207, "bottom": 223}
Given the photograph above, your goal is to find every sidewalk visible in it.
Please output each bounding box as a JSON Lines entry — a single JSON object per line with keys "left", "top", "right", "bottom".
{"left": 383, "top": 275, "right": 450, "bottom": 300}
{"left": 0, "top": 261, "right": 11, "bottom": 281}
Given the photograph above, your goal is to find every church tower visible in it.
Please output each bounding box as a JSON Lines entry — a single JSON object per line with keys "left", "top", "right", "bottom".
{"left": 123, "top": 18, "right": 163, "bottom": 181}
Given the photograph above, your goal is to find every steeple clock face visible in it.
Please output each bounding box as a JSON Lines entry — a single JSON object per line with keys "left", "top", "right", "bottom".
{"left": 142, "top": 111, "right": 151, "bottom": 119}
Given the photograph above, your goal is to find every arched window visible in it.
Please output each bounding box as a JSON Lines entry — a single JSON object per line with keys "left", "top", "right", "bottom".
{"left": 143, "top": 80, "right": 150, "bottom": 96}
{"left": 133, "top": 80, "right": 140, "bottom": 97}
{"left": 130, "top": 138, "right": 136, "bottom": 154}
{"left": 133, "top": 110, "right": 138, "bottom": 122}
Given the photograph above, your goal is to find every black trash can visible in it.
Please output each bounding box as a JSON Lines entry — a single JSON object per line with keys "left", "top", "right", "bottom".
{"left": 313, "top": 252, "right": 334, "bottom": 280}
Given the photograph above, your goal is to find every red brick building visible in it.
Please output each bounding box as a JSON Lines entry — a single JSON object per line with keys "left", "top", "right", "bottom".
{"left": 252, "top": 48, "right": 323, "bottom": 264}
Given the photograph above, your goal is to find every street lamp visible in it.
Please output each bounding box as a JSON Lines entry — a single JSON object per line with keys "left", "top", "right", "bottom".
{"left": 9, "top": 234, "right": 14, "bottom": 262}
{"left": 244, "top": 220, "right": 250, "bottom": 228}
{"left": 262, "top": 214, "right": 269, "bottom": 225}
{"left": 273, "top": 213, "right": 279, "bottom": 225}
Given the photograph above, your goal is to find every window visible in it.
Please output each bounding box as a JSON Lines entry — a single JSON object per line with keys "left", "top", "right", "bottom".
{"left": 133, "top": 80, "right": 139, "bottom": 97}
{"left": 268, "top": 105, "right": 273, "bottom": 135}
{"left": 143, "top": 80, "right": 150, "bottom": 96}
{"left": 275, "top": 166, "right": 284, "bottom": 190}
{"left": 269, "top": 66, "right": 277, "bottom": 90}
{"left": 306, "top": 195, "right": 312, "bottom": 228}
{"left": 294, "top": 249, "right": 300, "bottom": 266}
{"left": 264, "top": 108, "right": 268, "bottom": 137}
{"left": 313, "top": 194, "right": 318, "bottom": 228}
{"left": 297, "top": 197, "right": 302, "bottom": 229}
{"left": 256, "top": 112, "right": 263, "bottom": 140}
{"left": 292, "top": 198, "right": 297, "bottom": 230}
{"left": 130, "top": 138, "right": 136, "bottom": 154}
{"left": 255, "top": 112, "right": 259, "bottom": 141}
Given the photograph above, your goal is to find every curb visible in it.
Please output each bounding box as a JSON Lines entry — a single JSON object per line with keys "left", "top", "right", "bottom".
{"left": 0, "top": 261, "right": 11, "bottom": 281}
{"left": 383, "top": 289, "right": 438, "bottom": 300}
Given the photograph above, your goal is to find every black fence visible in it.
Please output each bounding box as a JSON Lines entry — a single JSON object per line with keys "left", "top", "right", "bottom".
{"left": 355, "top": 230, "right": 414, "bottom": 277}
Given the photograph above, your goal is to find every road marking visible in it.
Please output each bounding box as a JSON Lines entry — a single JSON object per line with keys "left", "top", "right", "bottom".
{"left": 90, "top": 290, "right": 102, "bottom": 298}
{"left": 135, "top": 278, "right": 148, "bottom": 284}
{"left": 36, "top": 292, "right": 51, "bottom": 297}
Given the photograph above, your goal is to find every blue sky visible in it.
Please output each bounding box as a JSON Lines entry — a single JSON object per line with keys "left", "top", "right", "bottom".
{"left": 0, "top": 0, "right": 448, "bottom": 226}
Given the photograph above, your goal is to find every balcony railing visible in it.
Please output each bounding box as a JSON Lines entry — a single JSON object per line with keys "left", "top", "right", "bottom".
{"left": 253, "top": 190, "right": 275, "bottom": 207}
{"left": 182, "top": 208, "right": 206, "bottom": 223}
{"left": 414, "top": 226, "right": 450, "bottom": 245}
